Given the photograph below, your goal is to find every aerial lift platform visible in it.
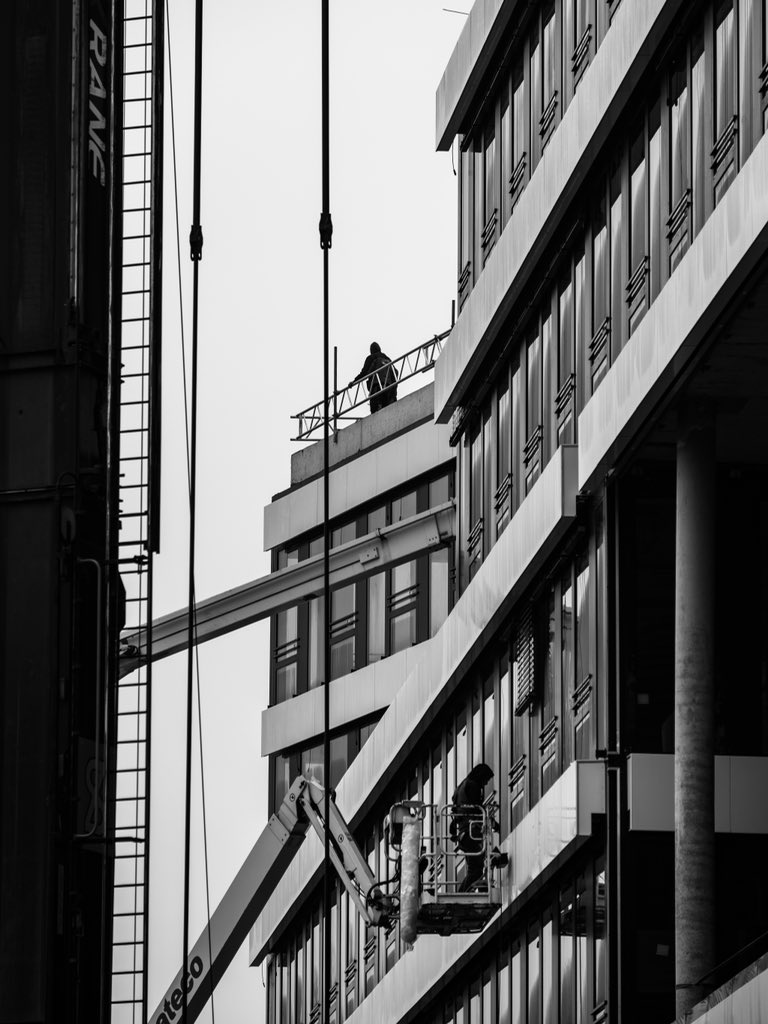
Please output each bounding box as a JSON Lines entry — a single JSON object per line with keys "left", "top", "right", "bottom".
{"left": 150, "top": 774, "right": 506, "bottom": 1024}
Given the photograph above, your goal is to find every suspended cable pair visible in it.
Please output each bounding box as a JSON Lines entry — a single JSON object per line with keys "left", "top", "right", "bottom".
{"left": 166, "top": 3, "right": 216, "bottom": 1021}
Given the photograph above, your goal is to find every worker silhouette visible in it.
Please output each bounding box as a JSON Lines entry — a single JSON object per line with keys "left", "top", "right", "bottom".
{"left": 450, "top": 763, "right": 506, "bottom": 892}
{"left": 351, "top": 342, "right": 398, "bottom": 413}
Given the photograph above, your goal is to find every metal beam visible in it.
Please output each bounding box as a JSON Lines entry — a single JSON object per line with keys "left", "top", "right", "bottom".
{"left": 119, "top": 501, "right": 455, "bottom": 677}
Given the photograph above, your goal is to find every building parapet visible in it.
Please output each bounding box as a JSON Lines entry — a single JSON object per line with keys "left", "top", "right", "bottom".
{"left": 250, "top": 444, "right": 578, "bottom": 963}
{"left": 290, "top": 383, "right": 437, "bottom": 487}
{"left": 435, "top": 0, "right": 518, "bottom": 152}
{"left": 434, "top": 0, "right": 682, "bottom": 423}
{"left": 578, "top": 130, "right": 768, "bottom": 492}
{"left": 265, "top": 417, "right": 453, "bottom": 551}
{"left": 260, "top": 642, "right": 431, "bottom": 757}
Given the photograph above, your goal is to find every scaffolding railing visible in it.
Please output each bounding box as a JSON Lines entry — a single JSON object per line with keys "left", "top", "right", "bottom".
{"left": 110, "top": 1, "right": 162, "bottom": 1021}
{"left": 291, "top": 329, "right": 451, "bottom": 442}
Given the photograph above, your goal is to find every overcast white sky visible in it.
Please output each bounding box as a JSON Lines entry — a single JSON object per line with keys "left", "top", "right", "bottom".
{"left": 146, "top": 3, "right": 463, "bottom": 1020}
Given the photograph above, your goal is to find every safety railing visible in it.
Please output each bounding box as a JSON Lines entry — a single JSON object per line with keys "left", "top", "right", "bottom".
{"left": 291, "top": 329, "right": 450, "bottom": 442}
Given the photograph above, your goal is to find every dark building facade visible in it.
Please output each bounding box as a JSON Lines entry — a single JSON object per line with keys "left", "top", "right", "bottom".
{"left": 0, "top": 2, "right": 162, "bottom": 1021}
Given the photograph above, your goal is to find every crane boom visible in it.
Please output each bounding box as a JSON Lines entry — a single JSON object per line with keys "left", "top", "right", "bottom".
{"left": 149, "top": 775, "right": 393, "bottom": 1024}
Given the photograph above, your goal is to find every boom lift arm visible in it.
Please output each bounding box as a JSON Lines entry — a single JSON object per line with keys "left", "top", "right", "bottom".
{"left": 149, "top": 774, "right": 394, "bottom": 1024}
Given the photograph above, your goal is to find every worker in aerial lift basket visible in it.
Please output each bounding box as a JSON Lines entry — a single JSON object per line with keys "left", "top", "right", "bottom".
{"left": 450, "top": 763, "right": 508, "bottom": 892}
{"left": 351, "top": 341, "right": 398, "bottom": 413}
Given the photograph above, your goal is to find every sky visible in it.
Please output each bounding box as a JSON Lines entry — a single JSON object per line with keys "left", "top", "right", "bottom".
{"left": 146, "top": 2, "right": 463, "bottom": 1021}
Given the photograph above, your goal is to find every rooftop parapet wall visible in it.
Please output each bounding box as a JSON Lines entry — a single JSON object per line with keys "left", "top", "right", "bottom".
{"left": 435, "top": 0, "right": 518, "bottom": 151}
{"left": 265, "top": 402, "right": 453, "bottom": 552}
{"left": 290, "top": 383, "right": 436, "bottom": 487}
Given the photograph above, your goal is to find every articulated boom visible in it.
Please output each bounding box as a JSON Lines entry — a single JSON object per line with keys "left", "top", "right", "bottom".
{"left": 150, "top": 777, "right": 506, "bottom": 1024}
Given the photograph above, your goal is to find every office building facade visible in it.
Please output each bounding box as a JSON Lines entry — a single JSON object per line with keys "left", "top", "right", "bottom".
{"left": 252, "top": 0, "right": 768, "bottom": 1021}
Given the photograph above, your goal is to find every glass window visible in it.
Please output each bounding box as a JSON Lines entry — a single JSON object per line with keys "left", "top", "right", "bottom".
{"left": 512, "top": 60, "right": 526, "bottom": 182}
{"left": 461, "top": 145, "right": 472, "bottom": 277}
{"left": 470, "top": 982, "right": 481, "bottom": 1024}
{"left": 609, "top": 161, "right": 623, "bottom": 358}
{"left": 541, "top": 311, "right": 555, "bottom": 464}
{"left": 484, "top": 123, "right": 497, "bottom": 233}
{"left": 543, "top": 2, "right": 557, "bottom": 112}
{"left": 368, "top": 573, "right": 385, "bottom": 662}
{"left": 497, "top": 379, "right": 511, "bottom": 534}
{"left": 429, "top": 474, "right": 451, "bottom": 508}
{"left": 562, "top": 574, "right": 575, "bottom": 767}
{"left": 528, "top": 925, "right": 541, "bottom": 1024}
{"left": 483, "top": 405, "right": 493, "bottom": 555}
{"left": 390, "top": 608, "right": 416, "bottom": 654}
{"left": 276, "top": 662, "right": 297, "bottom": 703}
{"left": 475, "top": 139, "right": 484, "bottom": 279}
{"left": 530, "top": 22, "right": 542, "bottom": 167}
{"left": 560, "top": 886, "right": 575, "bottom": 1024}
{"left": 473, "top": 686, "right": 483, "bottom": 769}
{"left": 669, "top": 60, "right": 690, "bottom": 270}
{"left": 541, "top": 589, "right": 558, "bottom": 794}
{"left": 482, "top": 971, "right": 492, "bottom": 1024}
{"left": 576, "top": 559, "right": 590, "bottom": 691}
{"left": 277, "top": 606, "right": 297, "bottom": 648}
{"left": 512, "top": 363, "right": 523, "bottom": 513}
{"left": 576, "top": 872, "right": 589, "bottom": 1024}
{"left": 501, "top": 89, "right": 512, "bottom": 227}
{"left": 484, "top": 673, "right": 496, "bottom": 782}
{"left": 511, "top": 944, "right": 523, "bottom": 1024}
{"left": 714, "top": 0, "right": 737, "bottom": 200}
{"left": 429, "top": 548, "right": 450, "bottom": 637}
{"left": 368, "top": 504, "right": 387, "bottom": 532}
{"left": 391, "top": 490, "right": 417, "bottom": 523}
{"left": 526, "top": 329, "right": 541, "bottom": 444}
{"left": 715, "top": 1, "right": 737, "bottom": 140}
{"left": 499, "top": 958, "right": 510, "bottom": 1024}
{"left": 591, "top": 191, "right": 609, "bottom": 388}
{"left": 543, "top": 915, "right": 555, "bottom": 1024}
{"left": 575, "top": 0, "right": 588, "bottom": 48}
{"left": 691, "top": 27, "right": 706, "bottom": 233}
{"left": 456, "top": 710, "right": 468, "bottom": 791}
{"left": 592, "top": 192, "right": 608, "bottom": 332}
{"left": 330, "top": 584, "right": 356, "bottom": 680}
{"left": 559, "top": 276, "right": 574, "bottom": 383}
{"left": 332, "top": 521, "right": 356, "bottom": 548}
{"left": 594, "top": 860, "right": 607, "bottom": 1006}
{"left": 390, "top": 559, "right": 417, "bottom": 654}
{"left": 648, "top": 99, "right": 662, "bottom": 301}
{"left": 573, "top": 250, "right": 586, "bottom": 413}
{"left": 630, "top": 125, "right": 646, "bottom": 274}
{"left": 308, "top": 597, "right": 323, "bottom": 690}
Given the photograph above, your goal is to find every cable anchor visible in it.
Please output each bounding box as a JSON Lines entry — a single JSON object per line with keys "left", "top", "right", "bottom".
{"left": 319, "top": 211, "right": 333, "bottom": 250}
{"left": 189, "top": 223, "right": 204, "bottom": 262}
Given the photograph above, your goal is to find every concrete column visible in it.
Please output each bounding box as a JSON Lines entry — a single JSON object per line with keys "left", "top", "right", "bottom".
{"left": 674, "top": 401, "right": 716, "bottom": 1017}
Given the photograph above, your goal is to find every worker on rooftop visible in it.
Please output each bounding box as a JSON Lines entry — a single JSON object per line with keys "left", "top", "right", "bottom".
{"left": 351, "top": 341, "right": 398, "bottom": 414}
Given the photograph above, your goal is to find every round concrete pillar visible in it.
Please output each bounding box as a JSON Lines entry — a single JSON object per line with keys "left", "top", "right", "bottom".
{"left": 674, "top": 401, "right": 716, "bottom": 1017}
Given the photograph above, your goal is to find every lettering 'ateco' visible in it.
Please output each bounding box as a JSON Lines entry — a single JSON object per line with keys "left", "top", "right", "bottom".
{"left": 154, "top": 956, "right": 204, "bottom": 1023}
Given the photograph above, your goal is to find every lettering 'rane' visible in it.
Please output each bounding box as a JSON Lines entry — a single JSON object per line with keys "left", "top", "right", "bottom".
{"left": 88, "top": 19, "right": 108, "bottom": 186}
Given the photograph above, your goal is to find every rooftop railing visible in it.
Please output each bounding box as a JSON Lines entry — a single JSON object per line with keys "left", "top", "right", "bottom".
{"left": 292, "top": 328, "right": 451, "bottom": 442}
